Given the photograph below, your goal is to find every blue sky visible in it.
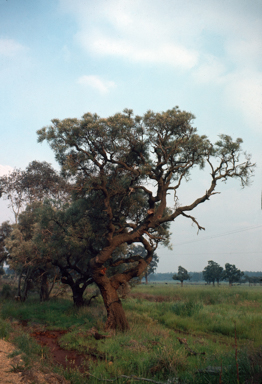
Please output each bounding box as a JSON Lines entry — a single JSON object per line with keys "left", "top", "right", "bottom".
{"left": 0, "top": 0, "right": 261, "bottom": 272}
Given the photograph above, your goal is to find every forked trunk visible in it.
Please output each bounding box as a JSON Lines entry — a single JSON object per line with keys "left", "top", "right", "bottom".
{"left": 93, "top": 272, "right": 129, "bottom": 331}
{"left": 61, "top": 274, "right": 86, "bottom": 306}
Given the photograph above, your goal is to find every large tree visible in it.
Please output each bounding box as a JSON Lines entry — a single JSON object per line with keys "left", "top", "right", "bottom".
{"left": 203, "top": 260, "right": 224, "bottom": 286}
{"left": 37, "top": 107, "right": 254, "bottom": 331}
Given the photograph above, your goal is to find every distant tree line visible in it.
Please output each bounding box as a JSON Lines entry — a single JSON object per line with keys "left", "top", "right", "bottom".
{"left": 148, "top": 264, "right": 262, "bottom": 286}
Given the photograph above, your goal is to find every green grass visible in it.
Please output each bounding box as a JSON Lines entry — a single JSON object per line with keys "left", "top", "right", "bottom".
{"left": 0, "top": 317, "right": 11, "bottom": 339}
{"left": 1, "top": 284, "right": 262, "bottom": 383}
{"left": 0, "top": 297, "right": 101, "bottom": 329}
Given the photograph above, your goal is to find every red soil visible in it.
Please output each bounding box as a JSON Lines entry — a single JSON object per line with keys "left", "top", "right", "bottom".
{"left": 30, "top": 330, "right": 88, "bottom": 371}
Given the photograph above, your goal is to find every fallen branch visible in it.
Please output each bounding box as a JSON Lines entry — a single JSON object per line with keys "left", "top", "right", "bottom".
{"left": 87, "top": 372, "right": 176, "bottom": 384}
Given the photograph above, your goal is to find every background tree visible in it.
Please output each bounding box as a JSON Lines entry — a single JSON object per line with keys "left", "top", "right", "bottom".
{"left": 223, "top": 263, "right": 244, "bottom": 286}
{"left": 35, "top": 199, "right": 95, "bottom": 306}
{"left": 4, "top": 203, "right": 59, "bottom": 301}
{"left": 243, "top": 275, "right": 262, "bottom": 286}
{"left": 0, "top": 169, "right": 25, "bottom": 223}
{"left": 0, "top": 161, "right": 70, "bottom": 223}
{"left": 203, "top": 260, "right": 224, "bottom": 286}
{"left": 172, "top": 266, "right": 191, "bottom": 287}
{"left": 0, "top": 162, "right": 71, "bottom": 301}
{"left": 0, "top": 221, "right": 12, "bottom": 264}
{"left": 37, "top": 107, "right": 255, "bottom": 331}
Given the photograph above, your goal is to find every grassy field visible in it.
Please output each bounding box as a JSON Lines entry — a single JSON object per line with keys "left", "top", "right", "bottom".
{"left": 0, "top": 283, "right": 262, "bottom": 383}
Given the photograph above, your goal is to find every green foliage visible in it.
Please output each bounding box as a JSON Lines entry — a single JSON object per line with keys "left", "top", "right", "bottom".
{"left": 1, "top": 298, "right": 97, "bottom": 329}
{"left": 172, "top": 266, "right": 190, "bottom": 285}
{"left": 203, "top": 260, "right": 224, "bottom": 285}
{"left": 224, "top": 263, "right": 244, "bottom": 285}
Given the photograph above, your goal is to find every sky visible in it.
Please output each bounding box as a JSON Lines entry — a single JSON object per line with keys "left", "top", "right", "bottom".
{"left": 0, "top": 0, "right": 261, "bottom": 273}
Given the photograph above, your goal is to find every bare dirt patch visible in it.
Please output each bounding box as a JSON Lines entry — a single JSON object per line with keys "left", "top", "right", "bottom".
{"left": 0, "top": 338, "right": 69, "bottom": 384}
{"left": 30, "top": 329, "right": 88, "bottom": 372}
{"left": 0, "top": 338, "right": 24, "bottom": 384}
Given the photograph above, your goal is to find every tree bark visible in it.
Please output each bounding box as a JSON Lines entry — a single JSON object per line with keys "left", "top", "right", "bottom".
{"left": 90, "top": 241, "right": 154, "bottom": 331}
{"left": 17, "top": 269, "right": 32, "bottom": 302}
{"left": 92, "top": 270, "right": 129, "bottom": 331}
{"left": 60, "top": 272, "right": 90, "bottom": 306}
{"left": 40, "top": 273, "right": 49, "bottom": 301}
{"left": 70, "top": 284, "right": 85, "bottom": 306}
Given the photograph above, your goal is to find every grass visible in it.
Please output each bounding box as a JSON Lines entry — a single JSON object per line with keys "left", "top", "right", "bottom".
{"left": 0, "top": 284, "right": 262, "bottom": 383}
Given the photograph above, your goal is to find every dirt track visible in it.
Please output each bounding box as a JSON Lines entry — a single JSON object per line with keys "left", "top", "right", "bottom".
{"left": 0, "top": 338, "right": 24, "bottom": 383}
{"left": 0, "top": 338, "right": 70, "bottom": 384}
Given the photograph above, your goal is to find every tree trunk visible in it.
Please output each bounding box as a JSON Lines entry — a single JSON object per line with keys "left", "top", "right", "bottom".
{"left": 61, "top": 273, "right": 86, "bottom": 306}
{"left": 71, "top": 284, "right": 85, "bottom": 306}
{"left": 181, "top": 280, "right": 183, "bottom": 287}
{"left": 40, "top": 273, "right": 49, "bottom": 301}
{"left": 93, "top": 272, "right": 129, "bottom": 331}
{"left": 17, "top": 269, "right": 31, "bottom": 302}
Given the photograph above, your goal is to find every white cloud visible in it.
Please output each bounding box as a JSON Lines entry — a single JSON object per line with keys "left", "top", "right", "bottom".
{"left": 61, "top": 0, "right": 262, "bottom": 131}
{"left": 0, "top": 165, "right": 13, "bottom": 177}
{"left": 193, "top": 55, "right": 227, "bottom": 84}
{"left": 87, "top": 35, "right": 198, "bottom": 69}
{"left": 0, "top": 38, "right": 26, "bottom": 57}
{"left": 224, "top": 70, "right": 262, "bottom": 132}
{"left": 61, "top": 0, "right": 199, "bottom": 69}
{"left": 77, "top": 75, "right": 116, "bottom": 94}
